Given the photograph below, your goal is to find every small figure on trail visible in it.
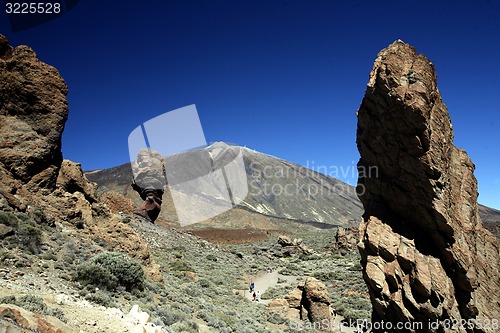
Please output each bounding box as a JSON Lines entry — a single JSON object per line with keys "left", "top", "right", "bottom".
{"left": 250, "top": 282, "right": 255, "bottom": 292}
{"left": 131, "top": 148, "right": 166, "bottom": 223}
{"left": 256, "top": 291, "right": 261, "bottom": 302}
{"left": 253, "top": 291, "right": 256, "bottom": 301}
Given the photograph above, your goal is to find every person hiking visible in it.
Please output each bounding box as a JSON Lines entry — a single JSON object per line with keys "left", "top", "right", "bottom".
{"left": 250, "top": 282, "right": 255, "bottom": 292}
{"left": 256, "top": 291, "right": 261, "bottom": 302}
{"left": 253, "top": 291, "right": 256, "bottom": 301}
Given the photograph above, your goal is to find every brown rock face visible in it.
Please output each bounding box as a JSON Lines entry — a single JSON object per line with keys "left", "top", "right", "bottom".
{"left": 356, "top": 40, "right": 500, "bottom": 331}
{"left": 301, "top": 277, "right": 333, "bottom": 328}
{"left": 56, "top": 160, "right": 97, "bottom": 202}
{"left": 0, "top": 34, "right": 68, "bottom": 189}
{"left": 271, "top": 279, "right": 333, "bottom": 330}
{"left": 331, "top": 226, "right": 359, "bottom": 255}
{"left": 0, "top": 304, "right": 76, "bottom": 333}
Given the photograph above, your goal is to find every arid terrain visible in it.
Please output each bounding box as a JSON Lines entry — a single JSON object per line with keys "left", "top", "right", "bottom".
{"left": 1, "top": 34, "right": 499, "bottom": 333}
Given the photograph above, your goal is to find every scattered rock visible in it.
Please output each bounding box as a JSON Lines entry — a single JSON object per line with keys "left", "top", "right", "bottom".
{"left": 56, "top": 160, "right": 97, "bottom": 203}
{"left": 183, "top": 271, "right": 198, "bottom": 281}
{"left": 356, "top": 40, "right": 500, "bottom": 330}
{"left": 0, "top": 223, "right": 14, "bottom": 238}
{"left": 100, "top": 191, "right": 135, "bottom": 214}
{"left": 0, "top": 304, "right": 76, "bottom": 333}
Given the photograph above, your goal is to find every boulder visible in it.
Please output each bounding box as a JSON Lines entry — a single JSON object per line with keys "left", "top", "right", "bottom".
{"left": 284, "top": 287, "right": 302, "bottom": 309}
{"left": 0, "top": 304, "right": 76, "bottom": 333}
{"left": 301, "top": 277, "right": 332, "bottom": 329}
{"left": 331, "top": 226, "right": 359, "bottom": 254}
{"left": 56, "top": 160, "right": 97, "bottom": 202}
{"left": 356, "top": 40, "right": 500, "bottom": 331}
{"left": 0, "top": 34, "right": 68, "bottom": 190}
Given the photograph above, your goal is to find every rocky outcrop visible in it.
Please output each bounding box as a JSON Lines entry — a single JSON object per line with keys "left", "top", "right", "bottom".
{"left": 301, "top": 277, "right": 332, "bottom": 326}
{"left": 101, "top": 191, "right": 135, "bottom": 214}
{"left": 0, "top": 304, "right": 76, "bottom": 333}
{"left": 356, "top": 40, "right": 500, "bottom": 331}
{"left": 331, "top": 226, "right": 359, "bottom": 255}
{"left": 0, "top": 34, "right": 68, "bottom": 190}
{"left": 277, "top": 235, "right": 314, "bottom": 256}
{"left": 56, "top": 160, "right": 97, "bottom": 203}
{"left": 0, "top": 34, "right": 161, "bottom": 280}
{"left": 269, "top": 278, "right": 333, "bottom": 330}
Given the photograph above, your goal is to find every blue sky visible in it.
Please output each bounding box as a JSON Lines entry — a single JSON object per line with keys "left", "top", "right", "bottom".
{"left": 1, "top": 1, "right": 498, "bottom": 209}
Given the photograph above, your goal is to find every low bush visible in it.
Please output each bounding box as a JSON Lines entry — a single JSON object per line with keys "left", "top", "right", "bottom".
{"left": 20, "top": 225, "right": 43, "bottom": 254}
{"left": 0, "top": 211, "right": 18, "bottom": 227}
{"left": 85, "top": 290, "right": 113, "bottom": 307}
{"left": 170, "top": 320, "right": 199, "bottom": 333}
{"left": 0, "top": 294, "right": 66, "bottom": 322}
{"left": 75, "top": 251, "right": 144, "bottom": 291}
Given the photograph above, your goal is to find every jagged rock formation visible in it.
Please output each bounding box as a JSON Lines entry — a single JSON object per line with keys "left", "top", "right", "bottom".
{"left": 268, "top": 278, "right": 333, "bottom": 330}
{"left": 0, "top": 34, "right": 162, "bottom": 283}
{"left": 478, "top": 204, "right": 500, "bottom": 240}
{"left": 56, "top": 160, "right": 97, "bottom": 203}
{"left": 0, "top": 304, "right": 75, "bottom": 333}
{"left": 0, "top": 35, "right": 68, "bottom": 190}
{"left": 331, "top": 226, "right": 359, "bottom": 255}
{"left": 301, "top": 277, "right": 333, "bottom": 326}
{"left": 277, "top": 235, "right": 314, "bottom": 256}
{"left": 356, "top": 40, "right": 500, "bottom": 332}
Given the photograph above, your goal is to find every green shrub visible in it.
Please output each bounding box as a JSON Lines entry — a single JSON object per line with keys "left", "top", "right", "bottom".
{"left": 32, "top": 208, "right": 46, "bottom": 224}
{"left": 0, "top": 211, "right": 18, "bottom": 227}
{"left": 0, "top": 295, "right": 16, "bottom": 304}
{"left": 348, "top": 262, "right": 362, "bottom": 271}
{"left": 15, "top": 212, "right": 30, "bottom": 222}
{"left": 169, "top": 260, "right": 192, "bottom": 272}
{"left": 46, "top": 308, "right": 66, "bottom": 322}
{"left": 0, "top": 294, "right": 65, "bottom": 322}
{"left": 206, "top": 254, "right": 217, "bottom": 262}
{"left": 85, "top": 291, "right": 113, "bottom": 307}
{"left": 18, "top": 225, "right": 43, "bottom": 254}
{"left": 170, "top": 320, "right": 199, "bottom": 333}
{"left": 75, "top": 251, "right": 144, "bottom": 291}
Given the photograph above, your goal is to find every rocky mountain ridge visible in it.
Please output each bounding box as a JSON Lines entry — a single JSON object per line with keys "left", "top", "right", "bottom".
{"left": 86, "top": 142, "right": 364, "bottom": 228}
{"left": 85, "top": 143, "right": 500, "bottom": 236}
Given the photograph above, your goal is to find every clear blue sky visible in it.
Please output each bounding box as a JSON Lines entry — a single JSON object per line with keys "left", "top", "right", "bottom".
{"left": 1, "top": 1, "right": 498, "bottom": 209}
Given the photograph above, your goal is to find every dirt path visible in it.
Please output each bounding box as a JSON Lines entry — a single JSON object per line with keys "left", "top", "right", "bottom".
{"left": 243, "top": 270, "right": 359, "bottom": 332}
{"left": 244, "top": 270, "right": 300, "bottom": 304}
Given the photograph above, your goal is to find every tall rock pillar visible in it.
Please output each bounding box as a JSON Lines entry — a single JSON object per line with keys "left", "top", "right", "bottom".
{"left": 356, "top": 40, "right": 499, "bottom": 332}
